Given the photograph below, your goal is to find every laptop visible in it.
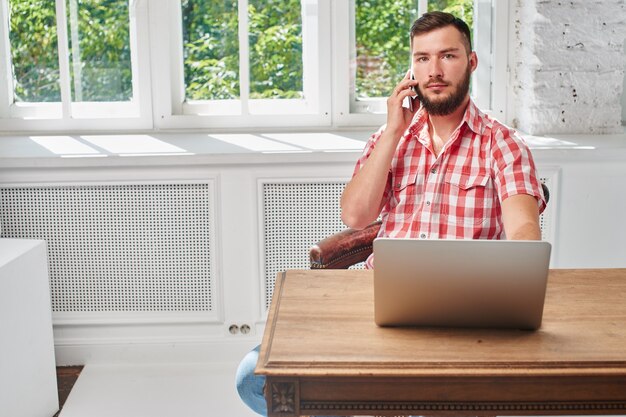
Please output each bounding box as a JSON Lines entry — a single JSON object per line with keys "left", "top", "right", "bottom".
{"left": 373, "top": 238, "right": 552, "bottom": 330}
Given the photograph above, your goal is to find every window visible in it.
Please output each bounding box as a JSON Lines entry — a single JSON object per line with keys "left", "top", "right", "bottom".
{"left": 0, "top": 0, "right": 151, "bottom": 131}
{"left": 0, "top": 0, "right": 506, "bottom": 132}
{"left": 152, "top": 0, "right": 331, "bottom": 129}
{"left": 351, "top": 0, "right": 422, "bottom": 113}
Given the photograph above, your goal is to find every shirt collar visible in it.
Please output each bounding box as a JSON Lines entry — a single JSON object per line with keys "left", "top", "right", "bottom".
{"left": 463, "top": 99, "right": 487, "bottom": 135}
{"left": 406, "top": 98, "right": 486, "bottom": 140}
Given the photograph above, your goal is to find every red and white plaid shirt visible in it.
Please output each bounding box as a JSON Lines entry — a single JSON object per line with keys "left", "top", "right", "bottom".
{"left": 353, "top": 100, "right": 546, "bottom": 269}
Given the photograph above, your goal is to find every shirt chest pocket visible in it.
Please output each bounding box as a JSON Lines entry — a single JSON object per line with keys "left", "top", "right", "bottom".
{"left": 391, "top": 170, "right": 419, "bottom": 215}
{"left": 442, "top": 170, "right": 493, "bottom": 226}
{"left": 444, "top": 170, "right": 490, "bottom": 190}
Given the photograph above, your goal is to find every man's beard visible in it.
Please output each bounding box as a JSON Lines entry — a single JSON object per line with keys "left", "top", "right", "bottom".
{"left": 415, "top": 66, "right": 471, "bottom": 116}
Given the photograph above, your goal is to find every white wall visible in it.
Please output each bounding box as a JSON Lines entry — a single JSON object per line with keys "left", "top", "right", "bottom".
{"left": 512, "top": 0, "right": 626, "bottom": 134}
{"left": 557, "top": 160, "right": 626, "bottom": 267}
{"left": 532, "top": 141, "right": 626, "bottom": 268}
{"left": 623, "top": 40, "right": 626, "bottom": 123}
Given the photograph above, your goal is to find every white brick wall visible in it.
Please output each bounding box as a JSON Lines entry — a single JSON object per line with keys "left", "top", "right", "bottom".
{"left": 512, "top": 0, "right": 626, "bottom": 134}
{"left": 622, "top": 41, "right": 626, "bottom": 122}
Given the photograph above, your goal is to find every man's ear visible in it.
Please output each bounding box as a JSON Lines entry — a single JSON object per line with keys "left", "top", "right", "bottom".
{"left": 469, "top": 51, "right": 478, "bottom": 72}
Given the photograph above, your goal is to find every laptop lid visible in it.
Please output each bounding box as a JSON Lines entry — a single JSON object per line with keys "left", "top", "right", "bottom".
{"left": 373, "top": 238, "right": 552, "bottom": 330}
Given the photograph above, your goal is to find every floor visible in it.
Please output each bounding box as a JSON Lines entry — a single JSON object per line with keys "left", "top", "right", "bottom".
{"left": 55, "top": 366, "right": 83, "bottom": 417}
{"left": 56, "top": 362, "right": 258, "bottom": 417}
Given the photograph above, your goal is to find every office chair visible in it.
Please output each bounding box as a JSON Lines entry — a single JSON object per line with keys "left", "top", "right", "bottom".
{"left": 310, "top": 183, "right": 549, "bottom": 269}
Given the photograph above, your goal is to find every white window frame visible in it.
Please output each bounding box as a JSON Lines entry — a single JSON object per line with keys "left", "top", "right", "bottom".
{"left": 0, "top": 0, "right": 512, "bottom": 133}
{"left": 0, "top": 0, "right": 152, "bottom": 132}
{"left": 150, "top": 0, "right": 332, "bottom": 130}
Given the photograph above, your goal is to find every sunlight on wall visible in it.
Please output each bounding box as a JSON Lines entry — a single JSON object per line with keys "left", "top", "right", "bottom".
{"left": 208, "top": 134, "right": 302, "bottom": 152}
{"left": 522, "top": 135, "right": 595, "bottom": 150}
{"left": 81, "top": 135, "right": 190, "bottom": 155}
{"left": 30, "top": 136, "right": 101, "bottom": 156}
{"left": 261, "top": 133, "right": 365, "bottom": 151}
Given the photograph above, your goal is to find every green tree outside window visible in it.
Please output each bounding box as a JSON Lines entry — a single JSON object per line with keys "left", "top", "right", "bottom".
{"left": 9, "top": 0, "right": 132, "bottom": 103}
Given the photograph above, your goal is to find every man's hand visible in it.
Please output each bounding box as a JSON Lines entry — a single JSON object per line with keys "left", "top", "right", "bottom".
{"left": 340, "top": 73, "right": 420, "bottom": 230}
{"left": 386, "top": 71, "right": 420, "bottom": 137}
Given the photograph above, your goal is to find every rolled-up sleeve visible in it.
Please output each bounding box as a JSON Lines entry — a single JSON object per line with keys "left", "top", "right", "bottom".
{"left": 490, "top": 127, "right": 546, "bottom": 214}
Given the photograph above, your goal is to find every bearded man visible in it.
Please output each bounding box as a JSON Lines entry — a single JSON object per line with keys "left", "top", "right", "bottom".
{"left": 340, "top": 11, "right": 546, "bottom": 268}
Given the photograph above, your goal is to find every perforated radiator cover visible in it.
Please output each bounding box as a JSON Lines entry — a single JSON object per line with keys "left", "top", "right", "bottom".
{"left": 0, "top": 184, "right": 215, "bottom": 313}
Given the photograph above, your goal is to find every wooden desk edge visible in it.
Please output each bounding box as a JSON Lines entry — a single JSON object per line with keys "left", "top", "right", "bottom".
{"left": 256, "top": 271, "right": 286, "bottom": 375}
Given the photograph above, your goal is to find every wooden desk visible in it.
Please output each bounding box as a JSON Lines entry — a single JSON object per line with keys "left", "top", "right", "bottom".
{"left": 256, "top": 269, "right": 626, "bottom": 417}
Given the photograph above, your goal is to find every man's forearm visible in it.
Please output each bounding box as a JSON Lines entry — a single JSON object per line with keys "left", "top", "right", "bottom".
{"left": 507, "top": 221, "right": 541, "bottom": 240}
{"left": 341, "top": 129, "right": 403, "bottom": 229}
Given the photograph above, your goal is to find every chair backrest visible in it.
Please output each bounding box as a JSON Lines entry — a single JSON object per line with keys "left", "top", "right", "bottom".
{"left": 541, "top": 182, "right": 550, "bottom": 204}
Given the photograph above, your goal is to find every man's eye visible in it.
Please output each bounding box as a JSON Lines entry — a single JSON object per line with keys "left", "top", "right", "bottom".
{"left": 443, "top": 54, "right": 455, "bottom": 59}
{"left": 416, "top": 57, "right": 428, "bottom": 63}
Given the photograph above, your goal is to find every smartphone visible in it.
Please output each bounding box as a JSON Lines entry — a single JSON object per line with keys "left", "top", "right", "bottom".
{"left": 407, "top": 71, "right": 418, "bottom": 112}
{"left": 407, "top": 34, "right": 418, "bottom": 112}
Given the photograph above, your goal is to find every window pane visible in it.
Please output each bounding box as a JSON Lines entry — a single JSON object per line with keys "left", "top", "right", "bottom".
{"left": 182, "top": 0, "right": 240, "bottom": 101}
{"left": 9, "top": 0, "right": 61, "bottom": 102}
{"left": 66, "top": 0, "right": 132, "bottom": 102}
{"left": 355, "top": 0, "right": 418, "bottom": 100}
{"left": 427, "top": 0, "right": 473, "bottom": 31}
{"left": 248, "top": 0, "right": 303, "bottom": 99}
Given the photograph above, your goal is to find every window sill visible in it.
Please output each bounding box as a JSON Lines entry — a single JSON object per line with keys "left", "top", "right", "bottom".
{"left": 1, "top": 129, "right": 625, "bottom": 169}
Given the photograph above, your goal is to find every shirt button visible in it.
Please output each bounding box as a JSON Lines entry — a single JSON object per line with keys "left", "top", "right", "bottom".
{"left": 425, "top": 201, "right": 431, "bottom": 206}
{"left": 431, "top": 168, "right": 437, "bottom": 174}
{"left": 420, "top": 233, "right": 427, "bottom": 239}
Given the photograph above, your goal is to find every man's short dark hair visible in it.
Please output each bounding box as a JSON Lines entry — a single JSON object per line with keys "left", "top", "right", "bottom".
{"left": 410, "top": 11, "right": 472, "bottom": 53}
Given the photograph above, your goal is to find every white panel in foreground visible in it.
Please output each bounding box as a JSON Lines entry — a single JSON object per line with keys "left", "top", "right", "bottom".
{"left": 0, "top": 238, "right": 58, "bottom": 417}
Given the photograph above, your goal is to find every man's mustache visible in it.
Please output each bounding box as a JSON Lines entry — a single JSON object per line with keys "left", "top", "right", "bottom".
{"left": 425, "top": 78, "right": 449, "bottom": 87}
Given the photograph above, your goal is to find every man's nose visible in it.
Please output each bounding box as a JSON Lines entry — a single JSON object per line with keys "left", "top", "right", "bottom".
{"left": 428, "top": 59, "right": 443, "bottom": 79}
